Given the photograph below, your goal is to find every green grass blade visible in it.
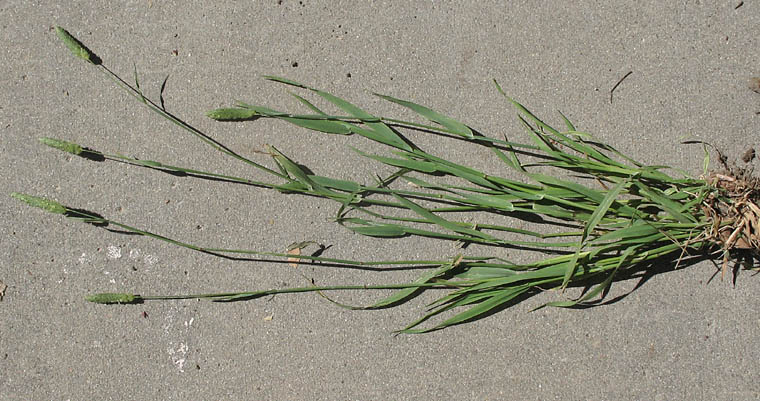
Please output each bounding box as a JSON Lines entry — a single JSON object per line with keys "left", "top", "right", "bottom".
{"left": 491, "top": 142, "right": 525, "bottom": 172}
{"left": 308, "top": 175, "right": 362, "bottom": 193}
{"left": 229, "top": 104, "right": 355, "bottom": 134}
{"left": 375, "top": 93, "right": 474, "bottom": 138}
{"left": 633, "top": 180, "right": 696, "bottom": 223}
{"left": 402, "top": 285, "right": 532, "bottom": 333}
{"left": 561, "top": 178, "right": 628, "bottom": 289}
{"left": 543, "top": 245, "right": 637, "bottom": 309}
{"left": 365, "top": 255, "right": 463, "bottom": 309}
{"left": 582, "top": 178, "right": 628, "bottom": 242}
{"left": 411, "top": 150, "right": 502, "bottom": 191}
{"left": 457, "top": 193, "right": 515, "bottom": 212}
{"left": 132, "top": 64, "right": 146, "bottom": 104}
{"left": 455, "top": 266, "right": 518, "bottom": 279}
{"left": 263, "top": 76, "right": 413, "bottom": 151}
{"left": 353, "top": 148, "right": 438, "bottom": 173}
{"left": 266, "top": 145, "right": 347, "bottom": 199}
{"left": 390, "top": 193, "right": 503, "bottom": 243}
{"left": 558, "top": 110, "right": 576, "bottom": 131}
{"left": 337, "top": 219, "right": 408, "bottom": 237}
{"left": 591, "top": 221, "right": 658, "bottom": 243}
{"left": 288, "top": 92, "right": 329, "bottom": 115}
{"left": 495, "top": 81, "right": 631, "bottom": 168}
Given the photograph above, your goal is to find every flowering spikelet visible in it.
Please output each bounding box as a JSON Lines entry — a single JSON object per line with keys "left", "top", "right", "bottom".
{"left": 55, "top": 26, "right": 101, "bottom": 65}
{"left": 39, "top": 137, "right": 83, "bottom": 155}
{"left": 10, "top": 193, "right": 67, "bottom": 215}
{"left": 206, "top": 108, "right": 259, "bottom": 121}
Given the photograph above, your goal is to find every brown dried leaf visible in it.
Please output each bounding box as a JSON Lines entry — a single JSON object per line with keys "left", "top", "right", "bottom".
{"left": 287, "top": 247, "right": 301, "bottom": 267}
{"left": 285, "top": 241, "right": 318, "bottom": 267}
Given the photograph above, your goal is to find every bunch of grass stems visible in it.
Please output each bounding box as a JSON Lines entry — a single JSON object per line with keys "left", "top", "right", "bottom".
{"left": 13, "top": 27, "right": 760, "bottom": 333}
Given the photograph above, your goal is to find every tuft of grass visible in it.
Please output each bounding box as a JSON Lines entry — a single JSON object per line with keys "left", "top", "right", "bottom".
{"left": 13, "top": 26, "right": 759, "bottom": 333}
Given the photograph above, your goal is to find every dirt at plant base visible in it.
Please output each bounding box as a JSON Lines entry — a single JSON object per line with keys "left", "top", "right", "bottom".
{"left": 702, "top": 148, "right": 760, "bottom": 259}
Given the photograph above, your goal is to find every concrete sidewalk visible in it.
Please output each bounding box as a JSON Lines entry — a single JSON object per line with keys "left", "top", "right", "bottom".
{"left": 1, "top": 1, "right": 759, "bottom": 400}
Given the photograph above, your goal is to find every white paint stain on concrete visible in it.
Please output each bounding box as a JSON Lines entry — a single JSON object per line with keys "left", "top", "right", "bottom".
{"left": 167, "top": 341, "right": 189, "bottom": 372}
{"left": 163, "top": 305, "right": 196, "bottom": 373}
{"left": 129, "top": 248, "right": 141, "bottom": 259}
{"left": 106, "top": 245, "right": 122, "bottom": 260}
{"left": 144, "top": 254, "right": 158, "bottom": 265}
{"left": 78, "top": 253, "right": 91, "bottom": 264}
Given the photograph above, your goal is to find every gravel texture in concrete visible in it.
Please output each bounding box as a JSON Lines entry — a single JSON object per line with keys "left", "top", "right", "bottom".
{"left": 2, "top": 1, "right": 759, "bottom": 400}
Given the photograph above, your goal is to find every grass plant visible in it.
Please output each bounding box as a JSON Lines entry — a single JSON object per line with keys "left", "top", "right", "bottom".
{"left": 12, "top": 27, "right": 760, "bottom": 333}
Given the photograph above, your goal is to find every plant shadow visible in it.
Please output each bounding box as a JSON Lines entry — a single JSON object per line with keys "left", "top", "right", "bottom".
{"left": 419, "top": 249, "right": 748, "bottom": 332}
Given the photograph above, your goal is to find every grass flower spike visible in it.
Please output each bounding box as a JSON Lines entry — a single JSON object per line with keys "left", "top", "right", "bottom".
{"left": 11, "top": 193, "right": 67, "bottom": 215}
{"left": 39, "top": 137, "right": 83, "bottom": 155}
{"left": 55, "top": 26, "right": 101, "bottom": 65}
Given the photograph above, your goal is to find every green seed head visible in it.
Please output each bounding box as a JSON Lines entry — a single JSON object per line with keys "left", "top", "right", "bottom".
{"left": 55, "top": 26, "right": 101, "bottom": 65}
{"left": 85, "top": 293, "right": 137, "bottom": 304}
{"left": 10, "top": 193, "right": 67, "bottom": 214}
{"left": 206, "top": 108, "right": 259, "bottom": 121}
{"left": 39, "top": 137, "right": 83, "bottom": 155}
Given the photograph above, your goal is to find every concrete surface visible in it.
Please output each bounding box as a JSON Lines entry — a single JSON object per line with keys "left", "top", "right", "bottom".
{"left": 2, "top": 1, "right": 760, "bottom": 400}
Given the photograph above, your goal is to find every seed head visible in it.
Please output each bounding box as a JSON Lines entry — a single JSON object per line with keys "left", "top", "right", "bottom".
{"left": 206, "top": 108, "right": 259, "bottom": 121}
{"left": 55, "top": 26, "right": 102, "bottom": 65}
{"left": 11, "top": 192, "right": 67, "bottom": 214}
{"left": 39, "top": 137, "right": 83, "bottom": 155}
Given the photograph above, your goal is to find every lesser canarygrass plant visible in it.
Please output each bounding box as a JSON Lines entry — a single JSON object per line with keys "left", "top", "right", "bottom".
{"left": 13, "top": 27, "right": 759, "bottom": 333}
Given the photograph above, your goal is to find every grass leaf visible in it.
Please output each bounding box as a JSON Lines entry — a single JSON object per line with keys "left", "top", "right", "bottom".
{"left": 375, "top": 93, "right": 474, "bottom": 138}
{"left": 561, "top": 178, "right": 628, "bottom": 289}
{"left": 264, "top": 76, "right": 413, "bottom": 151}
{"left": 365, "top": 254, "right": 462, "bottom": 309}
